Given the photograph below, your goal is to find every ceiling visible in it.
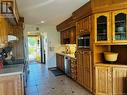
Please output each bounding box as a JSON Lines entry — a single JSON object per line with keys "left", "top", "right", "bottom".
{"left": 17, "top": 0, "right": 89, "bottom": 25}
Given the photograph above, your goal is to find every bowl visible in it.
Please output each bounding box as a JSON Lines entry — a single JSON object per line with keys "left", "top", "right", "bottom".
{"left": 104, "top": 52, "right": 118, "bottom": 62}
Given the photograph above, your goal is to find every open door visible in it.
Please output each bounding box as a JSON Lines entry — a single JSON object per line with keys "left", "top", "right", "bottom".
{"left": 28, "top": 34, "right": 41, "bottom": 63}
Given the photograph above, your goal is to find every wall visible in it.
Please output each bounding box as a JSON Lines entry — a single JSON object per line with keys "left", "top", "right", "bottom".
{"left": 39, "top": 25, "right": 60, "bottom": 67}
{"left": 23, "top": 24, "right": 60, "bottom": 67}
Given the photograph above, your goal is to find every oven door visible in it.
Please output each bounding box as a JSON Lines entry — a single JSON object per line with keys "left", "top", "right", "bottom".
{"left": 78, "top": 37, "right": 85, "bottom": 48}
{"left": 84, "top": 36, "right": 90, "bottom": 48}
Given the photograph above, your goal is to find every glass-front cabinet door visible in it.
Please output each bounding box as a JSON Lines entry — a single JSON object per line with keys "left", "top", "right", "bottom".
{"left": 112, "top": 10, "right": 127, "bottom": 43}
{"left": 95, "top": 13, "right": 111, "bottom": 44}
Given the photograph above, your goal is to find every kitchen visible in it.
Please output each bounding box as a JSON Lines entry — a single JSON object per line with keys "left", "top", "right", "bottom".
{"left": 0, "top": 0, "right": 127, "bottom": 95}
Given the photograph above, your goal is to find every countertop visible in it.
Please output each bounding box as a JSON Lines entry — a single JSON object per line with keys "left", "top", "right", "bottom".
{"left": 0, "top": 64, "right": 24, "bottom": 77}
{"left": 56, "top": 52, "right": 76, "bottom": 59}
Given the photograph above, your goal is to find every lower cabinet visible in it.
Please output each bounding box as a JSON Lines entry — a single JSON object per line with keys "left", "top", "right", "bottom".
{"left": 83, "top": 51, "right": 92, "bottom": 92}
{"left": 113, "top": 67, "right": 127, "bottom": 95}
{"left": 95, "top": 65, "right": 127, "bottom": 95}
{"left": 94, "top": 65, "right": 112, "bottom": 95}
{"left": 56, "top": 54, "right": 64, "bottom": 71}
{"left": 76, "top": 50, "right": 92, "bottom": 92}
{"left": 0, "top": 74, "right": 24, "bottom": 95}
{"left": 76, "top": 50, "right": 84, "bottom": 85}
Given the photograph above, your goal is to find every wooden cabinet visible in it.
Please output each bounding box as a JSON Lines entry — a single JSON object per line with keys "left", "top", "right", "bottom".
{"left": 95, "top": 64, "right": 127, "bottom": 95}
{"left": 70, "top": 28, "right": 76, "bottom": 44}
{"left": 56, "top": 54, "right": 64, "bottom": 71}
{"left": 76, "top": 50, "right": 83, "bottom": 85}
{"left": 112, "top": 10, "right": 127, "bottom": 43}
{"left": 76, "top": 16, "right": 91, "bottom": 36}
{"left": 94, "top": 12, "right": 111, "bottom": 44}
{"left": 94, "top": 10, "right": 127, "bottom": 44}
{"left": 0, "top": 16, "right": 12, "bottom": 48}
{"left": 0, "top": 75, "right": 24, "bottom": 95}
{"left": 113, "top": 67, "right": 127, "bottom": 94}
{"left": 83, "top": 51, "right": 92, "bottom": 92}
{"left": 70, "top": 58, "right": 77, "bottom": 80}
{"left": 95, "top": 65, "right": 112, "bottom": 95}
{"left": 60, "top": 27, "right": 76, "bottom": 44}
{"left": 76, "top": 50, "right": 92, "bottom": 92}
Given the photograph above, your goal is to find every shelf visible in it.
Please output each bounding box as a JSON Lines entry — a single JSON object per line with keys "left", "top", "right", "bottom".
{"left": 97, "top": 22, "right": 107, "bottom": 25}
{"left": 97, "top": 33, "right": 107, "bottom": 35}
{"left": 95, "top": 63, "right": 127, "bottom": 67}
{"left": 115, "top": 32, "right": 126, "bottom": 35}
{"left": 115, "top": 20, "right": 126, "bottom": 23}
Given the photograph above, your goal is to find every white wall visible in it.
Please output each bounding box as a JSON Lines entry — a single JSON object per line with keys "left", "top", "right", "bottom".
{"left": 23, "top": 24, "right": 60, "bottom": 67}
{"left": 39, "top": 25, "right": 60, "bottom": 67}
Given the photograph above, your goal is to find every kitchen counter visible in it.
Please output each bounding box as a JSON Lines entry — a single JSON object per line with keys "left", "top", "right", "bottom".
{"left": 56, "top": 52, "right": 76, "bottom": 59}
{"left": 0, "top": 64, "right": 24, "bottom": 77}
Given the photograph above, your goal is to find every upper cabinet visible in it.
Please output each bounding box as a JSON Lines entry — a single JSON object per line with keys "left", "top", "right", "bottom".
{"left": 94, "top": 10, "right": 127, "bottom": 44}
{"left": 60, "top": 27, "right": 76, "bottom": 44}
{"left": 76, "top": 16, "right": 91, "bottom": 36}
{"left": 0, "top": 15, "right": 12, "bottom": 48}
{"left": 112, "top": 10, "right": 127, "bottom": 43}
{"left": 57, "top": 16, "right": 76, "bottom": 44}
{"left": 94, "top": 12, "right": 111, "bottom": 44}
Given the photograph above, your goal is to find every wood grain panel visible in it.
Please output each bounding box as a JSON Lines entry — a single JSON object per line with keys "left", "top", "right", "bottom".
{"left": 73, "top": 1, "right": 92, "bottom": 21}
{"left": 113, "top": 67, "right": 127, "bottom": 94}
{"left": 0, "top": 75, "right": 23, "bottom": 95}
{"left": 95, "top": 66, "right": 112, "bottom": 95}
{"left": 76, "top": 50, "right": 83, "bottom": 84}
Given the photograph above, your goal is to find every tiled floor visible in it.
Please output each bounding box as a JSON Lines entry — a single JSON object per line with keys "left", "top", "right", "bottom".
{"left": 26, "top": 63, "right": 91, "bottom": 95}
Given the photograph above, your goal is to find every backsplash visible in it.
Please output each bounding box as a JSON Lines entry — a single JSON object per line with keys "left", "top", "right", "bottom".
{"left": 65, "top": 44, "right": 76, "bottom": 54}
{"left": 56, "top": 44, "right": 76, "bottom": 54}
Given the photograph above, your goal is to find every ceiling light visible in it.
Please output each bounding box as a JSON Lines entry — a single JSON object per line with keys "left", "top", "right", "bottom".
{"left": 41, "top": 21, "right": 45, "bottom": 23}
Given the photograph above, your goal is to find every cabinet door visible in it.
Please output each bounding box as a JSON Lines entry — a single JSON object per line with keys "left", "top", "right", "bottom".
{"left": 70, "top": 28, "right": 76, "bottom": 44}
{"left": 83, "top": 16, "right": 91, "bottom": 33}
{"left": 76, "top": 20, "right": 84, "bottom": 35}
{"left": 94, "top": 12, "right": 111, "bottom": 44}
{"left": 95, "top": 66, "right": 112, "bottom": 95}
{"left": 112, "top": 10, "right": 127, "bottom": 43}
{"left": 83, "top": 51, "right": 92, "bottom": 92}
{"left": 76, "top": 50, "right": 83, "bottom": 85}
{"left": 0, "top": 17, "right": 8, "bottom": 47}
{"left": 113, "top": 67, "right": 127, "bottom": 94}
{"left": 0, "top": 75, "right": 23, "bottom": 95}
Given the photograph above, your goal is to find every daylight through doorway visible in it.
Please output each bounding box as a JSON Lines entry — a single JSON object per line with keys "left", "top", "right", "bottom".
{"left": 28, "top": 35, "right": 41, "bottom": 63}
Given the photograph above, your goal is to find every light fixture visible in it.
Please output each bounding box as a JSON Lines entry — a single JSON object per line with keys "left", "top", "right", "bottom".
{"left": 41, "top": 21, "right": 45, "bottom": 24}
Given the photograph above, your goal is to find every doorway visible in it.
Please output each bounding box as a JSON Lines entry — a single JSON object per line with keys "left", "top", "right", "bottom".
{"left": 28, "top": 35, "right": 41, "bottom": 63}
{"left": 27, "top": 32, "right": 47, "bottom": 64}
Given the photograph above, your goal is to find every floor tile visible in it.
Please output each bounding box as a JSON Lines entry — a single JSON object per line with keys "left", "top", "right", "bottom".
{"left": 26, "top": 63, "right": 91, "bottom": 95}
{"left": 25, "top": 86, "right": 38, "bottom": 95}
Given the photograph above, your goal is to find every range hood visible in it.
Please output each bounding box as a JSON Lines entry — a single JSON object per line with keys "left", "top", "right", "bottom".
{"left": 8, "top": 35, "right": 18, "bottom": 42}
